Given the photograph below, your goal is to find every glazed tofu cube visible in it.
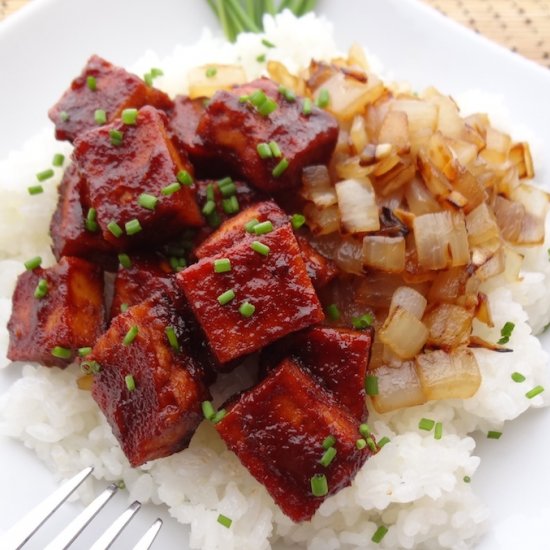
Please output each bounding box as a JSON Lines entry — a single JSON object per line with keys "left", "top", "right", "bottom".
{"left": 49, "top": 163, "right": 116, "bottom": 269}
{"left": 48, "top": 55, "right": 173, "bottom": 142}
{"left": 215, "top": 358, "right": 372, "bottom": 522}
{"left": 91, "top": 296, "right": 211, "bottom": 466}
{"left": 73, "top": 106, "right": 203, "bottom": 249}
{"left": 196, "top": 77, "right": 339, "bottom": 193}
{"left": 261, "top": 326, "right": 372, "bottom": 421}
{"left": 178, "top": 223, "right": 324, "bottom": 364}
{"left": 295, "top": 235, "right": 338, "bottom": 290}
{"left": 194, "top": 200, "right": 287, "bottom": 259}
{"left": 7, "top": 257, "right": 105, "bottom": 367}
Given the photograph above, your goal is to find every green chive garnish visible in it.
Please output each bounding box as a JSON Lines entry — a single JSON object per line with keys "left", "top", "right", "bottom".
{"left": 202, "top": 200, "right": 216, "bottom": 216}
{"left": 205, "top": 66, "right": 218, "bottom": 78}
{"left": 262, "top": 38, "right": 275, "bottom": 48}
{"left": 511, "top": 372, "right": 526, "bottom": 383}
{"left": 125, "top": 374, "right": 136, "bottom": 391}
{"left": 371, "top": 526, "right": 388, "bottom": 544}
{"left": 258, "top": 98, "right": 278, "bottom": 116}
{"left": 121, "top": 108, "right": 138, "bottom": 125}
{"left": 217, "top": 289, "right": 236, "bottom": 305}
{"left": 319, "top": 446, "right": 337, "bottom": 467}
{"left": 253, "top": 220, "right": 273, "bottom": 235}
{"left": 81, "top": 360, "right": 101, "bottom": 374}
{"left": 207, "top": 210, "right": 222, "bottom": 229}
{"left": 165, "top": 326, "right": 180, "bottom": 351}
{"left": 322, "top": 435, "right": 336, "bottom": 449}
{"left": 94, "top": 109, "right": 107, "bottom": 125}
{"left": 419, "top": 418, "right": 435, "bottom": 431}
{"left": 78, "top": 347, "right": 92, "bottom": 357}
{"left": 378, "top": 436, "right": 390, "bottom": 448}
{"left": 28, "top": 185, "right": 44, "bottom": 195}
{"left": 302, "top": 97, "right": 312, "bottom": 115}
{"left": 487, "top": 430, "right": 502, "bottom": 439}
{"left": 326, "top": 304, "right": 341, "bottom": 321}
{"left": 177, "top": 170, "right": 193, "bottom": 186}
{"left": 150, "top": 67, "right": 164, "bottom": 77}
{"left": 498, "top": 321, "right": 515, "bottom": 345}
{"left": 123, "top": 325, "right": 139, "bottom": 346}
{"left": 278, "top": 85, "right": 296, "bottom": 102}
{"left": 316, "top": 88, "right": 330, "bottom": 108}
{"left": 256, "top": 54, "right": 266, "bottom": 63}
{"left": 290, "top": 213, "right": 306, "bottom": 230}
{"left": 272, "top": 158, "right": 288, "bottom": 178}
{"left": 169, "top": 256, "right": 186, "bottom": 272}
{"left": 268, "top": 141, "right": 282, "bottom": 158}
{"left": 24, "top": 256, "right": 42, "bottom": 270}
{"left": 434, "top": 422, "right": 443, "bottom": 440}
{"left": 365, "top": 375, "right": 379, "bottom": 396}
{"left": 109, "top": 129, "right": 123, "bottom": 146}
{"left": 366, "top": 437, "right": 377, "bottom": 452}
{"left": 219, "top": 182, "right": 237, "bottom": 197}
{"left": 463, "top": 476, "right": 471, "bottom": 483}
{"left": 356, "top": 438, "right": 367, "bottom": 450}
{"left": 162, "top": 182, "right": 181, "bottom": 195}
{"left": 60, "top": 111, "right": 70, "bottom": 122}
{"left": 138, "top": 193, "right": 158, "bottom": 210}
{"left": 222, "top": 196, "right": 239, "bottom": 214}
{"left": 217, "top": 514, "right": 232, "bottom": 528}
{"left": 34, "top": 278, "right": 48, "bottom": 299}
{"left": 120, "top": 303, "right": 129, "bottom": 313}
{"left": 85, "top": 208, "right": 98, "bottom": 232}
{"left": 239, "top": 301, "right": 256, "bottom": 318}
{"left": 359, "top": 424, "right": 371, "bottom": 438}
{"left": 310, "top": 474, "right": 328, "bottom": 497}
{"left": 526, "top": 385, "right": 544, "bottom": 399}
{"left": 143, "top": 72, "right": 153, "bottom": 86}
{"left": 125, "top": 219, "right": 142, "bottom": 235}
{"left": 212, "top": 409, "right": 226, "bottom": 423}
{"left": 118, "top": 253, "right": 132, "bottom": 269}
{"left": 352, "top": 313, "right": 374, "bottom": 329}
{"left": 51, "top": 346, "right": 71, "bottom": 360}
{"left": 250, "top": 241, "right": 270, "bottom": 256}
{"left": 52, "top": 153, "right": 65, "bottom": 167}
{"left": 214, "top": 258, "right": 232, "bottom": 273}
{"left": 36, "top": 169, "right": 54, "bottom": 182}
{"left": 202, "top": 400, "right": 216, "bottom": 420}
{"left": 244, "top": 219, "right": 259, "bottom": 233}
{"left": 107, "top": 221, "right": 123, "bottom": 238}
{"left": 250, "top": 90, "right": 266, "bottom": 107}
{"left": 257, "top": 142, "right": 272, "bottom": 159}
{"left": 86, "top": 75, "right": 97, "bottom": 91}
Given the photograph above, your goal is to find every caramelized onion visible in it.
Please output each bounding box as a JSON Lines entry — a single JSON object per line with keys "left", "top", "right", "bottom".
{"left": 379, "top": 306, "right": 429, "bottom": 359}
{"left": 423, "top": 303, "right": 473, "bottom": 350}
{"left": 303, "top": 203, "right": 340, "bottom": 236}
{"left": 335, "top": 177, "right": 380, "bottom": 233}
{"left": 188, "top": 64, "right": 246, "bottom": 98}
{"left": 362, "top": 235, "right": 405, "bottom": 273}
{"left": 301, "top": 165, "right": 337, "bottom": 207}
{"left": 389, "top": 286, "right": 427, "bottom": 319}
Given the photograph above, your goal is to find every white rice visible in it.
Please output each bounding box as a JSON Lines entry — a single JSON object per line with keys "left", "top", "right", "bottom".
{"left": 0, "top": 11, "right": 549, "bottom": 550}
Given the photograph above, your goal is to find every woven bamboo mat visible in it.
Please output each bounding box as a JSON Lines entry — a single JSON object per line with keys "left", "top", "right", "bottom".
{"left": 1, "top": 0, "right": 549, "bottom": 68}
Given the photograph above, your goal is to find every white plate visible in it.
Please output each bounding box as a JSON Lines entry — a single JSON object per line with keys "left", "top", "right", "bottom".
{"left": 1, "top": 0, "right": 550, "bottom": 548}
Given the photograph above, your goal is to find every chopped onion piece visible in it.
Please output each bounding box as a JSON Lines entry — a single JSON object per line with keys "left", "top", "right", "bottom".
{"left": 494, "top": 196, "right": 545, "bottom": 245}
{"left": 362, "top": 235, "right": 405, "bottom": 272}
{"left": 389, "top": 286, "right": 427, "bottom": 319}
{"left": 350, "top": 115, "right": 368, "bottom": 154}
{"left": 334, "top": 237, "right": 364, "bottom": 275}
{"left": 405, "top": 177, "right": 440, "bottom": 215}
{"left": 485, "top": 127, "right": 511, "bottom": 155}
{"left": 423, "top": 303, "right": 473, "bottom": 349}
{"left": 390, "top": 99, "right": 438, "bottom": 151}
{"left": 509, "top": 142, "right": 534, "bottom": 179}
{"left": 304, "top": 203, "right": 340, "bottom": 236}
{"left": 301, "top": 165, "right": 337, "bottom": 207}
{"left": 378, "top": 110, "right": 410, "bottom": 152}
{"left": 503, "top": 247, "right": 524, "bottom": 282}
{"left": 76, "top": 374, "right": 94, "bottom": 391}
{"left": 475, "top": 292, "right": 494, "bottom": 327}
{"left": 188, "top": 65, "right": 246, "bottom": 98}
{"left": 465, "top": 202, "right": 500, "bottom": 246}
{"left": 335, "top": 177, "right": 380, "bottom": 233}
{"left": 415, "top": 348, "right": 481, "bottom": 401}
{"left": 379, "top": 306, "right": 429, "bottom": 359}
{"left": 476, "top": 247, "right": 505, "bottom": 281}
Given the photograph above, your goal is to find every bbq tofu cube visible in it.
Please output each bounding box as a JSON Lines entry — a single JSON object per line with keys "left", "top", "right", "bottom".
{"left": 73, "top": 106, "right": 203, "bottom": 249}
{"left": 295, "top": 235, "right": 338, "bottom": 290}
{"left": 215, "top": 358, "right": 372, "bottom": 522}
{"left": 50, "top": 163, "right": 116, "bottom": 268}
{"left": 48, "top": 55, "right": 173, "bottom": 142}
{"left": 261, "top": 327, "right": 373, "bottom": 421}
{"left": 196, "top": 77, "right": 339, "bottom": 192}
{"left": 91, "top": 297, "right": 211, "bottom": 467}
{"left": 178, "top": 223, "right": 324, "bottom": 364}
{"left": 194, "top": 200, "right": 288, "bottom": 259}
{"left": 7, "top": 257, "right": 105, "bottom": 367}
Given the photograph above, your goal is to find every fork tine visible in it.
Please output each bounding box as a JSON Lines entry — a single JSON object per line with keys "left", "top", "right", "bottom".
{"left": 89, "top": 500, "right": 141, "bottom": 550}
{"left": 132, "top": 518, "right": 163, "bottom": 550}
{"left": 43, "top": 483, "right": 119, "bottom": 550}
{"left": 0, "top": 466, "right": 93, "bottom": 550}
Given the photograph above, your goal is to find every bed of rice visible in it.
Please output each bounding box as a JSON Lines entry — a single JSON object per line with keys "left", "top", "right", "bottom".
{"left": 0, "top": 11, "right": 549, "bottom": 550}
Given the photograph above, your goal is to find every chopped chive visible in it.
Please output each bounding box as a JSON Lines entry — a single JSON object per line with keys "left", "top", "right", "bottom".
{"left": 202, "top": 400, "right": 216, "bottom": 420}
{"left": 125, "top": 219, "right": 142, "bottom": 235}
{"left": 121, "top": 108, "right": 138, "bottom": 125}
{"left": 365, "top": 375, "right": 379, "bottom": 396}
{"left": 377, "top": 436, "right": 390, "bottom": 448}
{"left": 109, "top": 129, "right": 123, "bottom": 146}
{"left": 290, "top": 213, "right": 306, "bottom": 230}
{"left": 371, "top": 526, "right": 388, "bottom": 544}
{"left": 51, "top": 346, "right": 71, "bottom": 360}
{"left": 120, "top": 303, "right": 129, "bottom": 313}
{"left": 463, "top": 476, "right": 471, "bottom": 483}
{"left": 319, "top": 446, "right": 337, "bottom": 467}
{"left": 177, "top": 170, "right": 193, "bottom": 186}
{"left": 258, "top": 98, "right": 278, "bottom": 116}
{"left": 511, "top": 372, "right": 526, "bottom": 383}
{"left": 268, "top": 141, "right": 282, "bottom": 158}
{"left": 214, "top": 258, "right": 232, "bottom": 273}
{"left": 118, "top": 253, "right": 132, "bottom": 268}
{"left": 434, "top": 422, "right": 443, "bottom": 440}
{"left": 202, "top": 200, "right": 216, "bottom": 216}
{"left": 138, "top": 193, "right": 158, "bottom": 210}
{"left": 257, "top": 142, "right": 272, "bottom": 159}
{"left": 272, "top": 158, "right": 289, "bottom": 178}
{"left": 239, "top": 94, "right": 250, "bottom": 103}
{"left": 36, "top": 169, "right": 54, "bottom": 182}
{"left": 86, "top": 75, "right": 97, "bottom": 91}
{"left": 366, "top": 437, "right": 377, "bottom": 452}
{"left": 487, "top": 431, "right": 502, "bottom": 439}
{"left": 256, "top": 54, "right": 266, "bottom": 63}
{"left": 250, "top": 90, "right": 267, "bottom": 107}
{"left": 217, "top": 289, "right": 236, "bottom": 305}
{"left": 28, "top": 185, "right": 44, "bottom": 195}
{"left": 81, "top": 360, "right": 101, "bottom": 374}
{"left": 165, "top": 326, "right": 180, "bottom": 351}
{"left": 498, "top": 321, "right": 515, "bottom": 345}
{"left": 302, "top": 97, "right": 312, "bottom": 115}
{"left": 207, "top": 210, "right": 222, "bottom": 229}
{"left": 24, "top": 256, "right": 42, "bottom": 270}
{"left": 526, "top": 385, "right": 544, "bottom": 399}
{"left": 359, "top": 424, "right": 371, "bottom": 438}
{"left": 356, "top": 438, "right": 367, "bottom": 450}
{"left": 85, "top": 207, "right": 98, "bottom": 232}
{"left": 219, "top": 182, "right": 237, "bottom": 197}
{"left": 250, "top": 241, "right": 270, "bottom": 256}
{"left": 278, "top": 85, "right": 296, "bottom": 102}
{"left": 217, "top": 514, "right": 232, "bottom": 528}
{"left": 212, "top": 409, "right": 226, "bottom": 423}
{"left": 217, "top": 176, "right": 233, "bottom": 188}
{"left": 239, "top": 301, "right": 256, "bottom": 318}
{"left": 94, "top": 109, "right": 107, "bottom": 125}
{"left": 150, "top": 67, "right": 164, "bottom": 77}
{"left": 205, "top": 66, "right": 218, "bottom": 78}
{"left": 34, "top": 278, "right": 48, "bottom": 299}
{"left": 352, "top": 313, "right": 374, "bottom": 329}
{"left": 310, "top": 474, "right": 328, "bottom": 497}
{"left": 316, "top": 88, "right": 330, "bottom": 108}
{"left": 52, "top": 153, "right": 65, "bottom": 167}
{"left": 169, "top": 256, "right": 186, "bottom": 272}
{"left": 253, "top": 220, "right": 273, "bottom": 235}
{"left": 322, "top": 435, "right": 336, "bottom": 449}
{"left": 143, "top": 72, "right": 153, "bottom": 86}
{"left": 222, "top": 196, "right": 240, "bottom": 214}
{"left": 125, "top": 374, "right": 136, "bottom": 391}
{"left": 60, "top": 111, "right": 70, "bottom": 122}
{"left": 244, "top": 218, "right": 259, "bottom": 233}
{"left": 262, "top": 38, "right": 276, "bottom": 48}
{"left": 107, "top": 221, "right": 123, "bottom": 238}
{"left": 326, "top": 303, "right": 341, "bottom": 321}
{"left": 162, "top": 181, "right": 181, "bottom": 195}
{"left": 78, "top": 347, "right": 92, "bottom": 357}
{"left": 419, "top": 418, "right": 435, "bottom": 431}
{"left": 123, "top": 325, "right": 139, "bottom": 346}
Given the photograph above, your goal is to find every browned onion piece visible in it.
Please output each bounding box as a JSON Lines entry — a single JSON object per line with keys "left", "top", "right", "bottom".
{"left": 493, "top": 196, "right": 545, "bottom": 245}
{"left": 301, "top": 165, "right": 337, "bottom": 207}
{"left": 379, "top": 306, "right": 429, "bottom": 359}
{"left": 76, "top": 374, "right": 94, "bottom": 391}
{"left": 423, "top": 303, "right": 473, "bottom": 350}
{"left": 405, "top": 177, "right": 441, "bottom": 216}
{"left": 303, "top": 203, "right": 340, "bottom": 236}
{"left": 389, "top": 286, "right": 427, "bottom": 319}
{"left": 335, "top": 177, "right": 380, "bottom": 233}
{"left": 465, "top": 202, "right": 500, "bottom": 247}
{"left": 476, "top": 247, "right": 505, "bottom": 281}
{"left": 378, "top": 110, "right": 410, "bottom": 152}
{"left": 334, "top": 237, "right": 365, "bottom": 274}
{"left": 390, "top": 99, "right": 438, "bottom": 151}
{"left": 474, "top": 292, "right": 494, "bottom": 327}
{"left": 188, "top": 64, "right": 246, "bottom": 98}
{"left": 362, "top": 235, "right": 406, "bottom": 273}
{"left": 427, "top": 266, "right": 472, "bottom": 304}
{"left": 509, "top": 142, "right": 534, "bottom": 179}
{"left": 415, "top": 348, "right": 481, "bottom": 401}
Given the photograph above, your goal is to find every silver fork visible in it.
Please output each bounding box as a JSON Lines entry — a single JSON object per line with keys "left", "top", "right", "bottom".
{"left": 0, "top": 467, "right": 162, "bottom": 550}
